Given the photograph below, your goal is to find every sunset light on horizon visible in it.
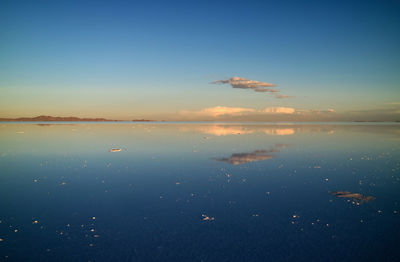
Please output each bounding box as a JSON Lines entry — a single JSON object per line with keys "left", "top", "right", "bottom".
{"left": 1, "top": 0, "right": 399, "bottom": 121}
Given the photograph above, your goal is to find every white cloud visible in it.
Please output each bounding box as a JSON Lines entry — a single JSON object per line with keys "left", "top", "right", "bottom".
{"left": 180, "top": 106, "right": 335, "bottom": 120}
{"left": 212, "top": 76, "right": 293, "bottom": 99}
{"left": 180, "top": 106, "right": 255, "bottom": 118}
{"left": 263, "top": 107, "right": 295, "bottom": 114}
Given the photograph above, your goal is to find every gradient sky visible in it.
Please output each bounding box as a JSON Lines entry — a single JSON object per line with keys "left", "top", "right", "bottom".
{"left": 1, "top": 0, "right": 399, "bottom": 121}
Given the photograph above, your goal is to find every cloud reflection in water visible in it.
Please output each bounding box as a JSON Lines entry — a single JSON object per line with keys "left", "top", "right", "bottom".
{"left": 180, "top": 125, "right": 295, "bottom": 136}
{"left": 214, "top": 144, "right": 288, "bottom": 165}
{"left": 330, "top": 191, "right": 376, "bottom": 203}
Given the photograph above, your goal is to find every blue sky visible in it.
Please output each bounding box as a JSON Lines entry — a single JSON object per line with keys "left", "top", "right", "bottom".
{"left": 1, "top": 0, "right": 399, "bottom": 120}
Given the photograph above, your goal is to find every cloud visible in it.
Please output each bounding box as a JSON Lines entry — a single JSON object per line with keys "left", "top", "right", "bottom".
{"left": 179, "top": 106, "right": 337, "bottom": 121}
{"left": 180, "top": 106, "right": 255, "bottom": 118}
{"left": 263, "top": 107, "right": 295, "bottom": 114}
{"left": 213, "top": 144, "right": 287, "bottom": 165}
{"left": 212, "top": 76, "right": 294, "bottom": 99}
{"left": 212, "top": 77, "right": 278, "bottom": 93}
{"left": 181, "top": 106, "right": 296, "bottom": 118}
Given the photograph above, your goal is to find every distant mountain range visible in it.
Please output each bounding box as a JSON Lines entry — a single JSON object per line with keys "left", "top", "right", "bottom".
{"left": 0, "top": 115, "right": 153, "bottom": 122}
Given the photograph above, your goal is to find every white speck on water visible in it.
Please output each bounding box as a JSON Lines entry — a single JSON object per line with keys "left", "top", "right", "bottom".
{"left": 201, "top": 214, "right": 215, "bottom": 221}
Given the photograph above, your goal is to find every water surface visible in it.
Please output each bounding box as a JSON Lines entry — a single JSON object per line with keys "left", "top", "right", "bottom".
{"left": 0, "top": 123, "right": 399, "bottom": 261}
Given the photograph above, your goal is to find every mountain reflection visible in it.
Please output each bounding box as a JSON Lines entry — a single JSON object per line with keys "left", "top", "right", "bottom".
{"left": 214, "top": 144, "right": 287, "bottom": 165}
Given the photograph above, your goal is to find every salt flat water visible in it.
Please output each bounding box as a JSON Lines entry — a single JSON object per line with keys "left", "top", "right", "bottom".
{"left": 0, "top": 123, "right": 399, "bottom": 261}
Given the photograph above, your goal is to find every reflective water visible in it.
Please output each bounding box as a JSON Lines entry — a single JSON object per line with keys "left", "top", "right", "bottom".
{"left": 0, "top": 123, "right": 399, "bottom": 261}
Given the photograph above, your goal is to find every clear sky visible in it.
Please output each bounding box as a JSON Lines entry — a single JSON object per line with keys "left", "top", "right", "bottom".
{"left": 1, "top": 0, "right": 399, "bottom": 121}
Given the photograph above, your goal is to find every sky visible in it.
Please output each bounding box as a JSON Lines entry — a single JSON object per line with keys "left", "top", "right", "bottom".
{"left": 1, "top": 0, "right": 399, "bottom": 121}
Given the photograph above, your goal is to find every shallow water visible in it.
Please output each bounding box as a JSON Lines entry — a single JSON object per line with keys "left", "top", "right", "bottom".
{"left": 0, "top": 123, "right": 399, "bottom": 261}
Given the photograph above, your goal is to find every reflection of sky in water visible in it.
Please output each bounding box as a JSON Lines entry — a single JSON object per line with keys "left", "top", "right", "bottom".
{"left": 0, "top": 123, "right": 400, "bottom": 261}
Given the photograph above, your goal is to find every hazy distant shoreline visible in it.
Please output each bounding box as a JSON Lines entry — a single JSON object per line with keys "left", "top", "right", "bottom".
{"left": 0, "top": 116, "right": 399, "bottom": 123}
{"left": 0, "top": 115, "right": 153, "bottom": 122}
{"left": 2, "top": 117, "right": 398, "bottom": 124}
